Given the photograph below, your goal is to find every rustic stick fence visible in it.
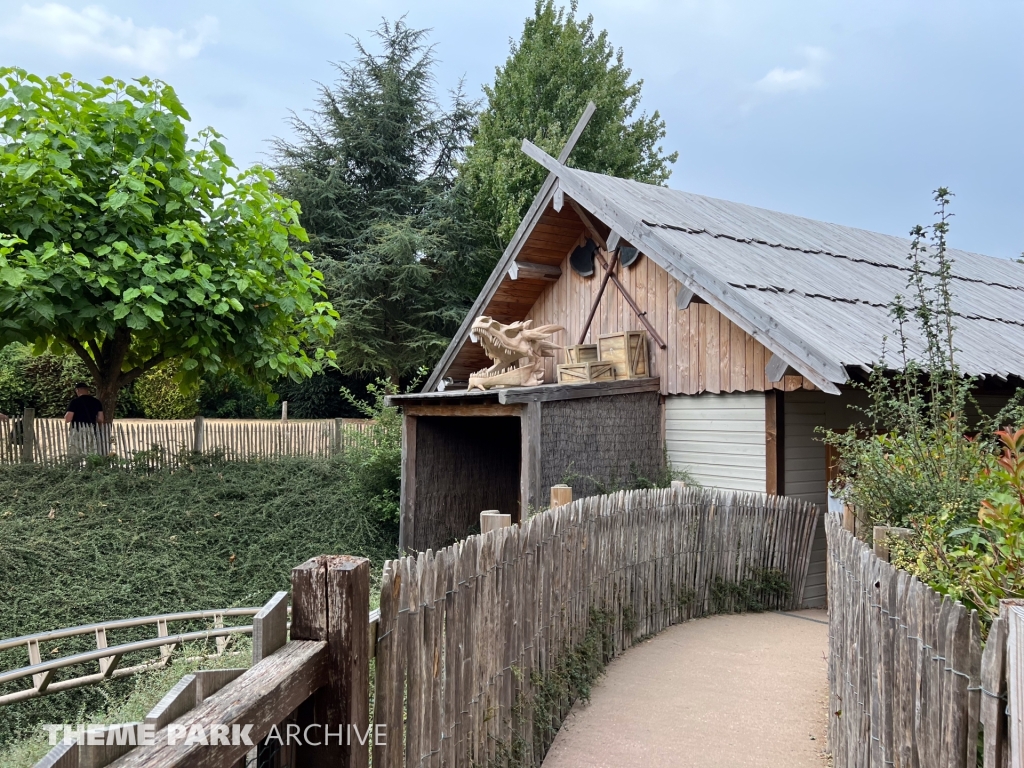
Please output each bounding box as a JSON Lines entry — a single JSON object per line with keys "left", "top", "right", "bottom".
{"left": 826, "top": 511, "right": 1023, "bottom": 768}
{"left": 0, "top": 408, "right": 373, "bottom": 468}
{"left": 31, "top": 486, "right": 819, "bottom": 768}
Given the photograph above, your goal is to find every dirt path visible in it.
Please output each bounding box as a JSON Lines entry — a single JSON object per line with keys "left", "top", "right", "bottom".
{"left": 541, "top": 610, "right": 830, "bottom": 768}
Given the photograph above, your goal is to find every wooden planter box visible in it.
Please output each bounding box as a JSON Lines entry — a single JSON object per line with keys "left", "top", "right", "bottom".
{"left": 598, "top": 331, "right": 649, "bottom": 379}
{"left": 564, "top": 344, "right": 599, "bottom": 364}
{"left": 557, "top": 361, "right": 616, "bottom": 385}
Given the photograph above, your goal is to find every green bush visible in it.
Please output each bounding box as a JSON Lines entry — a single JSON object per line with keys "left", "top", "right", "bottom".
{"left": 825, "top": 189, "right": 1024, "bottom": 631}
{"left": 890, "top": 428, "right": 1024, "bottom": 629}
{"left": 338, "top": 380, "right": 402, "bottom": 524}
{"left": 0, "top": 455, "right": 398, "bottom": 746}
{"left": 132, "top": 361, "right": 199, "bottom": 419}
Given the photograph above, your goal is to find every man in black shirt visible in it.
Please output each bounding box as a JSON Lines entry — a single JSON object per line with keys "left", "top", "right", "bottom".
{"left": 65, "top": 382, "right": 106, "bottom": 458}
{"left": 65, "top": 383, "right": 105, "bottom": 425}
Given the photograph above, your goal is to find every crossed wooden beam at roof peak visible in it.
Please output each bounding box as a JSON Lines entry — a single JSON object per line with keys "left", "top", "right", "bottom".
{"left": 529, "top": 103, "right": 667, "bottom": 350}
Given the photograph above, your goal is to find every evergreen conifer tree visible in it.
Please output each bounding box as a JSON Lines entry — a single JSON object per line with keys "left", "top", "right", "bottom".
{"left": 273, "top": 20, "right": 490, "bottom": 383}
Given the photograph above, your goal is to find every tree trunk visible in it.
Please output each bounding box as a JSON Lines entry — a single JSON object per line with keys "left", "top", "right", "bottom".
{"left": 94, "top": 377, "right": 120, "bottom": 423}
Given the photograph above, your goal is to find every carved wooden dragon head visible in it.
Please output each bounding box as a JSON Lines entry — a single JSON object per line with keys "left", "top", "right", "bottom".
{"left": 467, "top": 316, "right": 564, "bottom": 391}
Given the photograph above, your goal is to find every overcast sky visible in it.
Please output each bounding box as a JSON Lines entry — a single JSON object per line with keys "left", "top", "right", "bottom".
{"left": 1, "top": 0, "right": 1021, "bottom": 259}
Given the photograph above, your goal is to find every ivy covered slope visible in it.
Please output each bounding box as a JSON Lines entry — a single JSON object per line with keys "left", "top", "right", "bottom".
{"left": 0, "top": 455, "right": 399, "bottom": 746}
{"left": 0, "top": 68, "right": 337, "bottom": 417}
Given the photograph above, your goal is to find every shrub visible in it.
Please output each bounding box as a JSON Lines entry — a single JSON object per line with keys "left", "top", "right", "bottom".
{"left": 339, "top": 379, "right": 402, "bottom": 524}
{"left": 132, "top": 361, "right": 199, "bottom": 419}
{"left": 891, "top": 427, "right": 1024, "bottom": 628}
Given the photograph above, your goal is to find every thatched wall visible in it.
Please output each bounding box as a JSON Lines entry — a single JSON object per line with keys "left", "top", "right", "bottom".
{"left": 540, "top": 391, "right": 663, "bottom": 501}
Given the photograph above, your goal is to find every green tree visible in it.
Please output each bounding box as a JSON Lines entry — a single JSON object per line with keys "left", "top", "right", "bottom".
{"left": 0, "top": 69, "right": 337, "bottom": 418}
{"left": 273, "top": 20, "right": 491, "bottom": 384}
{"left": 461, "top": 0, "right": 678, "bottom": 245}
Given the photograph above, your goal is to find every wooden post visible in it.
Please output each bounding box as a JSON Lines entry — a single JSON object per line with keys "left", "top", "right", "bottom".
{"left": 765, "top": 390, "right": 784, "bottom": 495}
{"left": 281, "top": 401, "right": 288, "bottom": 422}
{"left": 670, "top": 480, "right": 687, "bottom": 490}
{"left": 21, "top": 407, "right": 34, "bottom": 464}
{"left": 1008, "top": 601, "right": 1024, "bottom": 768}
{"left": 480, "top": 511, "right": 512, "bottom": 533}
{"left": 252, "top": 590, "right": 289, "bottom": 664}
{"left": 842, "top": 504, "right": 856, "bottom": 535}
{"left": 873, "top": 525, "right": 890, "bottom": 562}
{"left": 550, "top": 485, "right": 572, "bottom": 509}
{"left": 334, "top": 418, "right": 344, "bottom": 458}
{"left": 292, "top": 555, "right": 371, "bottom": 768}
{"left": 399, "top": 414, "right": 417, "bottom": 554}
{"left": 192, "top": 415, "right": 204, "bottom": 454}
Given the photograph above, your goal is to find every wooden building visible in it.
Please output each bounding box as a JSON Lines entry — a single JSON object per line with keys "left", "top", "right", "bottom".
{"left": 390, "top": 112, "right": 1024, "bottom": 607}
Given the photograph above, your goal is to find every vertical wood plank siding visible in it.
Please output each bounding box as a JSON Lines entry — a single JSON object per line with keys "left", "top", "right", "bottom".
{"left": 522, "top": 249, "right": 816, "bottom": 396}
{"left": 664, "top": 393, "right": 767, "bottom": 492}
{"left": 783, "top": 390, "right": 828, "bottom": 608}
{"left": 374, "top": 486, "right": 820, "bottom": 768}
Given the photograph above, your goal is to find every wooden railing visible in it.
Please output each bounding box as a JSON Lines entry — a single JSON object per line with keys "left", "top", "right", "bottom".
{"left": 0, "top": 409, "right": 374, "bottom": 468}
{"left": 0, "top": 609, "right": 263, "bottom": 705}
{"left": 825, "top": 512, "right": 1023, "bottom": 767}
{"left": 31, "top": 487, "right": 820, "bottom": 768}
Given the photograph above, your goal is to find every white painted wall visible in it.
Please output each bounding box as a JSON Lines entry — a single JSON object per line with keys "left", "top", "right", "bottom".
{"left": 665, "top": 393, "right": 766, "bottom": 492}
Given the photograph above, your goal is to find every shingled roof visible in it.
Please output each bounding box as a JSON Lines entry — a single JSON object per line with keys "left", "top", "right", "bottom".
{"left": 426, "top": 145, "right": 1024, "bottom": 394}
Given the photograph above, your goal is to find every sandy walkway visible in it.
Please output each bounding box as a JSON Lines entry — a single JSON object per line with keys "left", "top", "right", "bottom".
{"left": 541, "top": 610, "right": 829, "bottom": 768}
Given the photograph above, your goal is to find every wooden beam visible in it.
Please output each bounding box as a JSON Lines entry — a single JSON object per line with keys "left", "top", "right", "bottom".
{"left": 511, "top": 261, "right": 561, "bottom": 281}
{"left": 765, "top": 353, "right": 790, "bottom": 383}
{"left": 520, "top": 400, "right": 542, "bottom": 522}
{"left": 402, "top": 403, "right": 522, "bottom": 418}
{"left": 578, "top": 247, "right": 621, "bottom": 344}
{"left": 108, "top": 640, "right": 328, "bottom": 768}
{"left": 765, "top": 390, "right": 784, "bottom": 495}
{"left": 398, "top": 415, "right": 417, "bottom": 553}
{"left": 553, "top": 184, "right": 564, "bottom": 212}
{"left": 557, "top": 100, "right": 597, "bottom": 163}
{"left": 675, "top": 286, "right": 695, "bottom": 310}
{"left": 498, "top": 377, "right": 661, "bottom": 404}
{"left": 606, "top": 230, "right": 621, "bottom": 250}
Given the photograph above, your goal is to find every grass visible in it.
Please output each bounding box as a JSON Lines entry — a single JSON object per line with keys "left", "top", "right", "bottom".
{"left": 0, "top": 455, "right": 398, "bottom": 747}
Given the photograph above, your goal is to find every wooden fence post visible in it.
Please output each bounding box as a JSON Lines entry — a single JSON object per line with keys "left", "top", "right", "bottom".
{"left": 1008, "top": 600, "right": 1024, "bottom": 768}
{"left": 192, "top": 416, "right": 204, "bottom": 454}
{"left": 480, "top": 510, "right": 512, "bottom": 533}
{"left": 282, "top": 401, "right": 288, "bottom": 422}
{"left": 292, "top": 555, "right": 371, "bottom": 768}
{"left": 21, "top": 407, "right": 34, "bottom": 464}
{"left": 550, "top": 484, "right": 572, "bottom": 509}
{"left": 252, "top": 591, "right": 289, "bottom": 665}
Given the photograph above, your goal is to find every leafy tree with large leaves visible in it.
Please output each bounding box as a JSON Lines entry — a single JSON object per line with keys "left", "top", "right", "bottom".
{"left": 273, "top": 19, "right": 491, "bottom": 384}
{"left": 462, "top": 0, "right": 678, "bottom": 244}
{"left": 0, "top": 68, "right": 337, "bottom": 418}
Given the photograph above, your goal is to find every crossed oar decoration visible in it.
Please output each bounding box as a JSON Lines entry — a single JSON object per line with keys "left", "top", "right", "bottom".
{"left": 577, "top": 240, "right": 668, "bottom": 350}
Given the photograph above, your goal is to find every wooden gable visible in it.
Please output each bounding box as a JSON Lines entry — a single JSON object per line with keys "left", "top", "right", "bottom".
{"left": 443, "top": 197, "right": 815, "bottom": 396}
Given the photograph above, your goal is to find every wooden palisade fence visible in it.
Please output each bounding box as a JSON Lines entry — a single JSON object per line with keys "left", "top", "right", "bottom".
{"left": 34, "top": 486, "right": 820, "bottom": 768}
{"left": 826, "top": 512, "right": 1023, "bottom": 768}
{"left": 0, "top": 408, "right": 373, "bottom": 468}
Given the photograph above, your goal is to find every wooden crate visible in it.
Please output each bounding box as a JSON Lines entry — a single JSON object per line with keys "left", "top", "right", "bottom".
{"left": 557, "top": 361, "right": 616, "bottom": 385}
{"left": 598, "top": 331, "right": 649, "bottom": 379}
{"left": 564, "top": 344, "right": 599, "bottom": 364}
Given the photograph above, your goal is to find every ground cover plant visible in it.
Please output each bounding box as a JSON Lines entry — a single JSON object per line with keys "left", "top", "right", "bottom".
{"left": 0, "top": 451, "right": 399, "bottom": 747}
{"left": 824, "top": 189, "right": 1024, "bottom": 630}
